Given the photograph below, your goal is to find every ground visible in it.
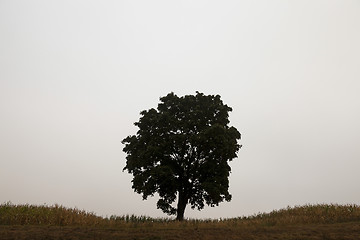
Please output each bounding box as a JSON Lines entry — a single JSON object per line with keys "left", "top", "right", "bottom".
{"left": 1, "top": 221, "right": 360, "bottom": 240}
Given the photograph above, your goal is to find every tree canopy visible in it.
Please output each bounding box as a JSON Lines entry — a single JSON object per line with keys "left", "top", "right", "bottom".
{"left": 122, "top": 92, "right": 241, "bottom": 220}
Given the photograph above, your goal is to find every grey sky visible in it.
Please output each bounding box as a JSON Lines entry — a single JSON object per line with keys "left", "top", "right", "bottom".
{"left": 1, "top": 0, "right": 359, "bottom": 219}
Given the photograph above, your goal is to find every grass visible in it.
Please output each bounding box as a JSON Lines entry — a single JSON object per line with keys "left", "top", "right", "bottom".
{"left": 1, "top": 202, "right": 360, "bottom": 239}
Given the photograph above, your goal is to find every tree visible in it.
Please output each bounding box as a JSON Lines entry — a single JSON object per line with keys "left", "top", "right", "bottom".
{"left": 122, "top": 92, "right": 241, "bottom": 221}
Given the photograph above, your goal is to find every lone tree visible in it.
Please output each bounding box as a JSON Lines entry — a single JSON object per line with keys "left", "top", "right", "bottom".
{"left": 122, "top": 92, "right": 241, "bottom": 220}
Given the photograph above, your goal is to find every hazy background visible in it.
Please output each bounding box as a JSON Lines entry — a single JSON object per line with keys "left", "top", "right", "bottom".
{"left": 1, "top": 0, "right": 359, "bottom": 219}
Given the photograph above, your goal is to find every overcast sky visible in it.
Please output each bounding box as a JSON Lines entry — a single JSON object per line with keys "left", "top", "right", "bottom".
{"left": 1, "top": 0, "right": 359, "bottom": 219}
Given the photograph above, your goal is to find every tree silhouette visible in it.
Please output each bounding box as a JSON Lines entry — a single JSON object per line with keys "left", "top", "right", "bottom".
{"left": 122, "top": 92, "right": 241, "bottom": 220}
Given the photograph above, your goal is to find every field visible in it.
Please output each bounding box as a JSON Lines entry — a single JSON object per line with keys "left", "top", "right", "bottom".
{"left": 1, "top": 203, "right": 360, "bottom": 240}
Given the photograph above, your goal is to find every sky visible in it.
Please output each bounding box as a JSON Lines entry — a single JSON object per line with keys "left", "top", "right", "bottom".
{"left": 0, "top": 0, "right": 359, "bottom": 219}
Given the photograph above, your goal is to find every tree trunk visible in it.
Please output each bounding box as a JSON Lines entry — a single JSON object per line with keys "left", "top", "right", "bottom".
{"left": 176, "top": 191, "right": 187, "bottom": 221}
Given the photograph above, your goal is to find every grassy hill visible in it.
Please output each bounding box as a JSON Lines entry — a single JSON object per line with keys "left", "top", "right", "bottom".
{"left": 1, "top": 202, "right": 360, "bottom": 239}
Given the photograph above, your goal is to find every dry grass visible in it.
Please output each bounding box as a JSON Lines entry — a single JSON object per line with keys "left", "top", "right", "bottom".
{"left": 0, "top": 202, "right": 104, "bottom": 226}
{"left": 1, "top": 202, "right": 360, "bottom": 239}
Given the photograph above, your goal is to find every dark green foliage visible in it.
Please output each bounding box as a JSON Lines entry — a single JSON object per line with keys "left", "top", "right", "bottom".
{"left": 122, "top": 92, "right": 241, "bottom": 220}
